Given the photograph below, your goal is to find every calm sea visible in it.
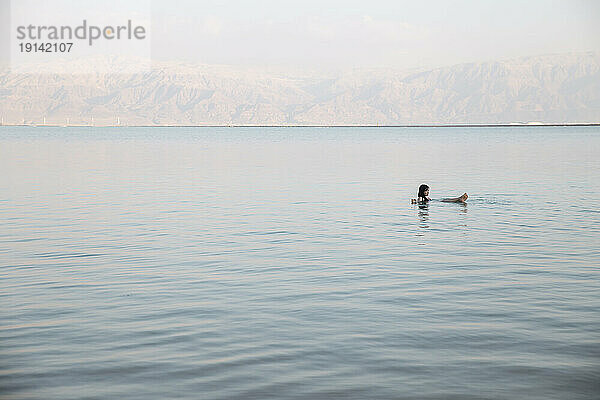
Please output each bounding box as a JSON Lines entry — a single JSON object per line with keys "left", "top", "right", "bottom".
{"left": 1, "top": 126, "right": 599, "bottom": 400}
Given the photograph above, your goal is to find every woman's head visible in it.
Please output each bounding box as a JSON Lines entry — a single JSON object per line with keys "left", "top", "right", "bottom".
{"left": 418, "top": 184, "right": 430, "bottom": 198}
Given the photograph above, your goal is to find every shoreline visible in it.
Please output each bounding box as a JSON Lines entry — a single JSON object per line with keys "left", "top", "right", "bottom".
{"left": 1, "top": 123, "right": 599, "bottom": 128}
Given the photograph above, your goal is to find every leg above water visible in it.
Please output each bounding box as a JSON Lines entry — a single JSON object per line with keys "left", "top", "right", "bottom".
{"left": 442, "top": 193, "right": 469, "bottom": 203}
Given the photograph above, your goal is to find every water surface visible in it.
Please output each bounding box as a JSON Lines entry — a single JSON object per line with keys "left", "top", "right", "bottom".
{"left": 1, "top": 126, "right": 599, "bottom": 399}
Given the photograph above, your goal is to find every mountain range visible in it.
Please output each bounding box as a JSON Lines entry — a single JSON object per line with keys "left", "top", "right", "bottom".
{"left": 0, "top": 52, "right": 599, "bottom": 126}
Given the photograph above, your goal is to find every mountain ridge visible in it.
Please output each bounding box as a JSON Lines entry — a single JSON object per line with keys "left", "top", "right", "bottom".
{"left": 1, "top": 52, "right": 599, "bottom": 126}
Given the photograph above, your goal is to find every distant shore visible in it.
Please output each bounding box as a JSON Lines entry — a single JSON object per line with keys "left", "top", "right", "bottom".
{"left": 1, "top": 123, "right": 599, "bottom": 128}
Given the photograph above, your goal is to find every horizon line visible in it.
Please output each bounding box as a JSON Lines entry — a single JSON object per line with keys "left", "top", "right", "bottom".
{"left": 1, "top": 123, "right": 599, "bottom": 128}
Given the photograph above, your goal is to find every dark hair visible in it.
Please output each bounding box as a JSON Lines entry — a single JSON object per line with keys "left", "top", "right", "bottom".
{"left": 418, "top": 184, "right": 429, "bottom": 198}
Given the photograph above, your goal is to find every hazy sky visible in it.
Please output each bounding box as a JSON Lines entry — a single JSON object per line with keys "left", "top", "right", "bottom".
{"left": 2, "top": 0, "right": 599, "bottom": 72}
{"left": 150, "top": 0, "right": 600, "bottom": 70}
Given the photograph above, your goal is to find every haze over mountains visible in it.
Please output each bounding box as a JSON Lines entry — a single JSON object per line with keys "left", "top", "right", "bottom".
{"left": 1, "top": 52, "right": 599, "bottom": 126}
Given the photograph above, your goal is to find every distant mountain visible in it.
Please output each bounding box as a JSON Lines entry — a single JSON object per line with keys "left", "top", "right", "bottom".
{"left": 1, "top": 53, "right": 599, "bottom": 125}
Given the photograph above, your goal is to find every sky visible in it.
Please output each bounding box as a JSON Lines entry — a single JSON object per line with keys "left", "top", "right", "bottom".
{"left": 2, "top": 0, "right": 599, "bottom": 72}
{"left": 149, "top": 0, "right": 600, "bottom": 71}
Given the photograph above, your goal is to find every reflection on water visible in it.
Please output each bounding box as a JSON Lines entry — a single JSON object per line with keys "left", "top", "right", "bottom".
{"left": 1, "top": 126, "right": 599, "bottom": 400}
{"left": 416, "top": 201, "right": 468, "bottom": 236}
{"left": 417, "top": 203, "right": 430, "bottom": 232}
{"left": 457, "top": 202, "right": 468, "bottom": 230}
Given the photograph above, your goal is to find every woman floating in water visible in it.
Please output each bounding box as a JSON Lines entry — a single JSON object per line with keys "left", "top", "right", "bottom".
{"left": 414, "top": 184, "right": 431, "bottom": 203}
{"left": 411, "top": 184, "right": 468, "bottom": 204}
